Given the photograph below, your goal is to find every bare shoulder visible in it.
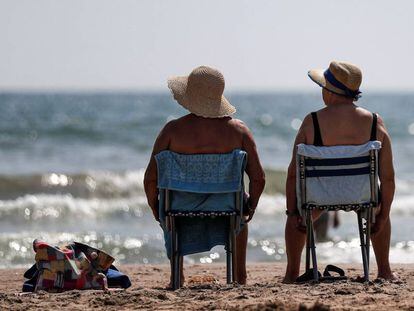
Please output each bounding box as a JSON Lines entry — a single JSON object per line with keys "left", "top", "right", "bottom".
{"left": 229, "top": 118, "right": 247, "bottom": 127}
{"left": 168, "top": 114, "right": 190, "bottom": 125}
{"left": 155, "top": 118, "right": 181, "bottom": 144}
{"left": 355, "top": 106, "right": 375, "bottom": 121}
{"left": 161, "top": 119, "right": 177, "bottom": 134}
{"left": 162, "top": 114, "right": 193, "bottom": 132}
{"left": 228, "top": 118, "right": 257, "bottom": 147}
{"left": 376, "top": 113, "right": 386, "bottom": 127}
{"left": 301, "top": 113, "right": 314, "bottom": 130}
{"left": 297, "top": 113, "right": 314, "bottom": 144}
{"left": 355, "top": 106, "right": 372, "bottom": 115}
{"left": 227, "top": 118, "right": 249, "bottom": 133}
{"left": 375, "top": 113, "right": 390, "bottom": 141}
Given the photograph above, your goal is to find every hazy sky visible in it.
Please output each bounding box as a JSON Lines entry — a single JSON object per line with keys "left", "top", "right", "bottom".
{"left": 1, "top": 0, "right": 414, "bottom": 91}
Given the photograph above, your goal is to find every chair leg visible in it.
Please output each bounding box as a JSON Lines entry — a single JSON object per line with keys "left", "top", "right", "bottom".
{"left": 305, "top": 209, "right": 319, "bottom": 281}
{"left": 305, "top": 209, "right": 318, "bottom": 281}
{"left": 357, "top": 211, "right": 369, "bottom": 282}
{"left": 231, "top": 216, "right": 237, "bottom": 283}
{"left": 305, "top": 210, "right": 311, "bottom": 272}
{"left": 366, "top": 208, "right": 372, "bottom": 272}
{"left": 174, "top": 255, "right": 181, "bottom": 290}
{"left": 170, "top": 216, "right": 176, "bottom": 289}
{"left": 171, "top": 217, "right": 181, "bottom": 290}
{"left": 308, "top": 210, "right": 318, "bottom": 282}
{"left": 226, "top": 217, "right": 232, "bottom": 284}
{"left": 174, "top": 235, "right": 181, "bottom": 289}
{"left": 176, "top": 255, "right": 183, "bottom": 289}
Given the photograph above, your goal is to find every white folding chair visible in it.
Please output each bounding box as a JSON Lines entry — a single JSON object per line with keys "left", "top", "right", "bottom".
{"left": 296, "top": 141, "right": 381, "bottom": 282}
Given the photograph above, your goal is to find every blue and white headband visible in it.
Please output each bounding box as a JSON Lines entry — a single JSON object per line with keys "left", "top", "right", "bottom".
{"left": 324, "top": 69, "right": 362, "bottom": 100}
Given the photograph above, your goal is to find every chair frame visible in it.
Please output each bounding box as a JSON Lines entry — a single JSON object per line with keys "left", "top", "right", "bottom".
{"left": 163, "top": 189, "right": 242, "bottom": 290}
{"left": 298, "top": 149, "right": 379, "bottom": 282}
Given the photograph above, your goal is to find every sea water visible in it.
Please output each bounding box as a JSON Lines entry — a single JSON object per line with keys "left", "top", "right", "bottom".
{"left": 0, "top": 92, "right": 413, "bottom": 268}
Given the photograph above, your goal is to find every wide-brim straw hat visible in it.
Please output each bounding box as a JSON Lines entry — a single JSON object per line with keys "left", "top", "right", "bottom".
{"left": 308, "top": 61, "right": 362, "bottom": 100}
{"left": 167, "top": 66, "right": 236, "bottom": 118}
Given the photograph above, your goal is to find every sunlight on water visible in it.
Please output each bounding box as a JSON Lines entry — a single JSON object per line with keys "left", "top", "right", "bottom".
{"left": 260, "top": 114, "right": 273, "bottom": 126}
{"left": 42, "top": 173, "right": 72, "bottom": 187}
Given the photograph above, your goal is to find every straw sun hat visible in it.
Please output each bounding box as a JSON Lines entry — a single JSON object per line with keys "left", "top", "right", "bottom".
{"left": 167, "top": 66, "right": 236, "bottom": 118}
{"left": 308, "top": 61, "right": 362, "bottom": 100}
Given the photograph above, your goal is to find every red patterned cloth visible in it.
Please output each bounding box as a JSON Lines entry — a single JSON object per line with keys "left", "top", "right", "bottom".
{"left": 33, "top": 240, "right": 114, "bottom": 292}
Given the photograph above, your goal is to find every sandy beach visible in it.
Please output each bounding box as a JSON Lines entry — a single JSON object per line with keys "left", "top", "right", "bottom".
{"left": 1, "top": 263, "right": 413, "bottom": 310}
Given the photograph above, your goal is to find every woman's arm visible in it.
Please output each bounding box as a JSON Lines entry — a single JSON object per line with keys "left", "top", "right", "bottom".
{"left": 241, "top": 124, "right": 266, "bottom": 210}
{"left": 286, "top": 115, "right": 310, "bottom": 229}
{"left": 143, "top": 123, "right": 172, "bottom": 221}
{"left": 373, "top": 116, "right": 395, "bottom": 234}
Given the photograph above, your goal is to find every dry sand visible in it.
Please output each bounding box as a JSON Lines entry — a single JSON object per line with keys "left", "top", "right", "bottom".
{"left": 1, "top": 263, "right": 413, "bottom": 310}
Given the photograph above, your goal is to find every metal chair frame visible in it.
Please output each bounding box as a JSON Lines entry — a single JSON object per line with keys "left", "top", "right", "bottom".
{"left": 298, "top": 149, "right": 379, "bottom": 282}
{"left": 163, "top": 189, "right": 242, "bottom": 290}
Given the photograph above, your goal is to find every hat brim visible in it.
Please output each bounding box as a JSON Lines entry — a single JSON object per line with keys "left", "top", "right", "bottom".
{"left": 308, "top": 69, "right": 347, "bottom": 96}
{"left": 167, "top": 76, "right": 236, "bottom": 118}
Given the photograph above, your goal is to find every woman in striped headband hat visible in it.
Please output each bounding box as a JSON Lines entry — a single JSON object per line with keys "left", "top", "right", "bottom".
{"left": 308, "top": 61, "right": 363, "bottom": 101}
{"left": 283, "top": 61, "right": 397, "bottom": 283}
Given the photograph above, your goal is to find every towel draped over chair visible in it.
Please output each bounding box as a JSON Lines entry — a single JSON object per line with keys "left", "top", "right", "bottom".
{"left": 155, "top": 149, "right": 247, "bottom": 257}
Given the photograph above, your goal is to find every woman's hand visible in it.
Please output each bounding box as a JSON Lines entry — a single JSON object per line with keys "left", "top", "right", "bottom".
{"left": 245, "top": 204, "right": 256, "bottom": 223}
{"left": 243, "top": 194, "right": 256, "bottom": 223}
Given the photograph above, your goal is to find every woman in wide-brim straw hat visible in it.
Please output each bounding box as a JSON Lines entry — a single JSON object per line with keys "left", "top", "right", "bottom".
{"left": 144, "top": 65, "right": 265, "bottom": 287}
{"left": 167, "top": 65, "right": 236, "bottom": 118}
{"left": 283, "top": 60, "right": 397, "bottom": 283}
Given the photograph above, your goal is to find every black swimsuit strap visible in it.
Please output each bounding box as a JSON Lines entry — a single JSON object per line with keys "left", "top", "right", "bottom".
{"left": 370, "top": 113, "right": 378, "bottom": 141}
{"left": 311, "top": 112, "right": 324, "bottom": 146}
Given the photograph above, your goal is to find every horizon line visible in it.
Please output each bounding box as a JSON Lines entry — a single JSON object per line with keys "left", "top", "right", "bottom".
{"left": 1, "top": 87, "right": 414, "bottom": 95}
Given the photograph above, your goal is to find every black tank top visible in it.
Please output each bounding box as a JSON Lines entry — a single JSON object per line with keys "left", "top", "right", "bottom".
{"left": 311, "top": 111, "right": 378, "bottom": 146}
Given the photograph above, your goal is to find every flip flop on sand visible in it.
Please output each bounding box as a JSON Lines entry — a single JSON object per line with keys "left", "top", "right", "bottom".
{"left": 320, "top": 265, "right": 347, "bottom": 282}
{"left": 296, "top": 265, "right": 347, "bottom": 283}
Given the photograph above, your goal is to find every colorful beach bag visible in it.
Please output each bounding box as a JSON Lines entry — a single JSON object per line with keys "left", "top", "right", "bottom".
{"left": 22, "top": 239, "right": 131, "bottom": 292}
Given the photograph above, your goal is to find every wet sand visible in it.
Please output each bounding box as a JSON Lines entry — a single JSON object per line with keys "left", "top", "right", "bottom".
{"left": 1, "top": 263, "right": 413, "bottom": 310}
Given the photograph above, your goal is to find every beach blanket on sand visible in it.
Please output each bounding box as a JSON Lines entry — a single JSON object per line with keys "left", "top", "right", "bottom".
{"left": 22, "top": 240, "right": 131, "bottom": 292}
{"left": 155, "top": 149, "right": 247, "bottom": 257}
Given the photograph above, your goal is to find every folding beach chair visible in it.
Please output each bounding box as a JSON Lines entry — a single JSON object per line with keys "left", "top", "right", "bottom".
{"left": 296, "top": 141, "right": 381, "bottom": 282}
{"left": 155, "top": 149, "right": 247, "bottom": 290}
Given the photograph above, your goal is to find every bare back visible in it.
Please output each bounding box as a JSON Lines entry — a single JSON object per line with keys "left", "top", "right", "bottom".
{"left": 144, "top": 113, "right": 265, "bottom": 212}
{"left": 304, "top": 104, "right": 383, "bottom": 146}
{"left": 167, "top": 114, "right": 244, "bottom": 154}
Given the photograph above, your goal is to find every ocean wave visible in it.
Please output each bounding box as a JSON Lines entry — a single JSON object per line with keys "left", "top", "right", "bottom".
{"left": 0, "top": 168, "right": 413, "bottom": 229}
{"left": 1, "top": 192, "right": 413, "bottom": 229}
{"left": 0, "top": 168, "right": 286, "bottom": 201}
{"left": 0, "top": 194, "right": 148, "bottom": 225}
{"left": 1, "top": 167, "right": 412, "bottom": 201}
{"left": 0, "top": 170, "right": 146, "bottom": 200}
